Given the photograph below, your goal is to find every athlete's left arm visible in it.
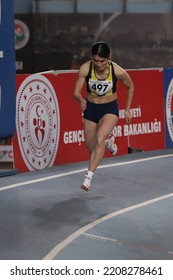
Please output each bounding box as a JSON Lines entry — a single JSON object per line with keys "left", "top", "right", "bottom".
{"left": 115, "top": 64, "right": 134, "bottom": 123}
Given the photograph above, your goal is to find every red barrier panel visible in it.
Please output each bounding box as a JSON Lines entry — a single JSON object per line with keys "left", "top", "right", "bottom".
{"left": 117, "top": 69, "right": 165, "bottom": 152}
{"left": 13, "top": 69, "right": 165, "bottom": 172}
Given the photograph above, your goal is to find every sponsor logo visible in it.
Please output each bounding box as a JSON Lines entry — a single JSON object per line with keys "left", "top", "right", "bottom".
{"left": 15, "top": 19, "right": 30, "bottom": 50}
{"left": 0, "top": 146, "right": 13, "bottom": 162}
{"left": 166, "top": 78, "right": 173, "bottom": 142}
{"left": 16, "top": 74, "right": 60, "bottom": 171}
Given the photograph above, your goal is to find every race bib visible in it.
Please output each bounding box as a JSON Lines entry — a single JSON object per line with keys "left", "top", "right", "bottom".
{"left": 88, "top": 79, "right": 113, "bottom": 96}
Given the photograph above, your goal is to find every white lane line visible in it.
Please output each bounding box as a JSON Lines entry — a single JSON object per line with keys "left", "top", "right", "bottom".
{"left": 98, "top": 153, "right": 173, "bottom": 169}
{"left": 43, "top": 192, "right": 173, "bottom": 260}
{"left": 168, "top": 251, "right": 173, "bottom": 255}
{"left": 0, "top": 153, "right": 173, "bottom": 192}
{"left": 83, "top": 233, "right": 118, "bottom": 242}
{"left": 0, "top": 168, "right": 87, "bottom": 191}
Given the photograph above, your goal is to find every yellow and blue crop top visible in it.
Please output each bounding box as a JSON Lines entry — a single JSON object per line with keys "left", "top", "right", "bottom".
{"left": 85, "top": 61, "right": 118, "bottom": 97}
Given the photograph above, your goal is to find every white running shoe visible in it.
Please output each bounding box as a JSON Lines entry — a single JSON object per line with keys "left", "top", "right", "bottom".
{"left": 107, "top": 136, "right": 118, "bottom": 155}
{"left": 81, "top": 177, "right": 91, "bottom": 191}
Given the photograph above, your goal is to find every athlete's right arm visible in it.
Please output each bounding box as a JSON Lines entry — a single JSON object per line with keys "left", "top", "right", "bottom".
{"left": 73, "top": 63, "right": 88, "bottom": 111}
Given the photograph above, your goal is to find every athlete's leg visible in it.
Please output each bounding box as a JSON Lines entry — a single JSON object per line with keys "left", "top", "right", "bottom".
{"left": 81, "top": 119, "right": 98, "bottom": 191}
{"left": 88, "top": 114, "right": 118, "bottom": 172}
{"left": 82, "top": 114, "right": 118, "bottom": 191}
{"left": 84, "top": 119, "right": 98, "bottom": 153}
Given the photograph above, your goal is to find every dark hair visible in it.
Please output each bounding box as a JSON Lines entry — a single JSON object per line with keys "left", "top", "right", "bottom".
{"left": 91, "top": 41, "right": 111, "bottom": 58}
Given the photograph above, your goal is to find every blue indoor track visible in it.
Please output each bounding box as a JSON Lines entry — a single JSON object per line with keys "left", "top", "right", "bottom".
{"left": 0, "top": 149, "right": 173, "bottom": 260}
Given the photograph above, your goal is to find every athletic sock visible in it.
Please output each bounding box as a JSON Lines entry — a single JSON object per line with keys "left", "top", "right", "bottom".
{"left": 107, "top": 136, "right": 113, "bottom": 149}
{"left": 85, "top": 170, "right": 94, "bottom": 180}
{"left": 106, "top": 139, "right": 110, "bottom": 149}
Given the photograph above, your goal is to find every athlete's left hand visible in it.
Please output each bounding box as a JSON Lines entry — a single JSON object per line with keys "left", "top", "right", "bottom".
{"left": 125, "top": 110, "right": 131, "bottom": 124}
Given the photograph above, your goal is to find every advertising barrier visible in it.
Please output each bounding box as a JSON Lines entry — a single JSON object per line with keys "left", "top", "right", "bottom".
{"left": 13, "top": 69, "right": 166, "bottom": 173}
{"left": 0, "top": 145, "right": 13, "bottom": 162}
{"left": 164, "top": 68, "right": 173, "bottom": 148}
{"left": 0, "top": 0, "right": 16, "bottom": 139}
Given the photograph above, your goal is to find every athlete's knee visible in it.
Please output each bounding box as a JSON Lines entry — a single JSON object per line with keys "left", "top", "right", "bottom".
{"left": 95, "top": 134, "right": 106, "bottom": 148}
{"left": 87, "top": 145, "right": 93, "bottom": 153}
{"left": 85, "top": 140, "right": 94, "bottom": 153}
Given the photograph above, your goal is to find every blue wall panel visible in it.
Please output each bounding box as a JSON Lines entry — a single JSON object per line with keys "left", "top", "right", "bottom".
{"left": 0, "top": 0, "right": 16, "bottom": 139}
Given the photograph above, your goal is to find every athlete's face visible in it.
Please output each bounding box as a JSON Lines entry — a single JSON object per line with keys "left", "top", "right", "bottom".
{"left": 92, "top": 55, "right": 109, "bottom": 71}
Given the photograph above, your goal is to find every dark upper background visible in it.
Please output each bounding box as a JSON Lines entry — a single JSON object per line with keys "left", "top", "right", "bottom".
{"left": 14, "top": 0, "right": 173, "bottom": 73}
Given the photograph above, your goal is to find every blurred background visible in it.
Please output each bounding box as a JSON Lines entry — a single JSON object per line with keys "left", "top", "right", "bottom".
{"left": 14, "top": 0, "right": 173, "bottom": 73}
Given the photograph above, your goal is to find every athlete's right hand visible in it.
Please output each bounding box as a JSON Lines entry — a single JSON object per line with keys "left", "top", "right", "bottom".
{"left": 80, "top": 98, "right": 87, "bottom": 111}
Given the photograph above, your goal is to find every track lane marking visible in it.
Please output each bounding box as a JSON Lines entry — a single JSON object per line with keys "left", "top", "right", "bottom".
{"left": 83, "top": 233, "right": 118, "bottom": 242}
{"left": 0, "top": 153, "right": 173, "bottom": 192}
{"left": 43, "top": 192, "right": 173, "bottom": 259}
